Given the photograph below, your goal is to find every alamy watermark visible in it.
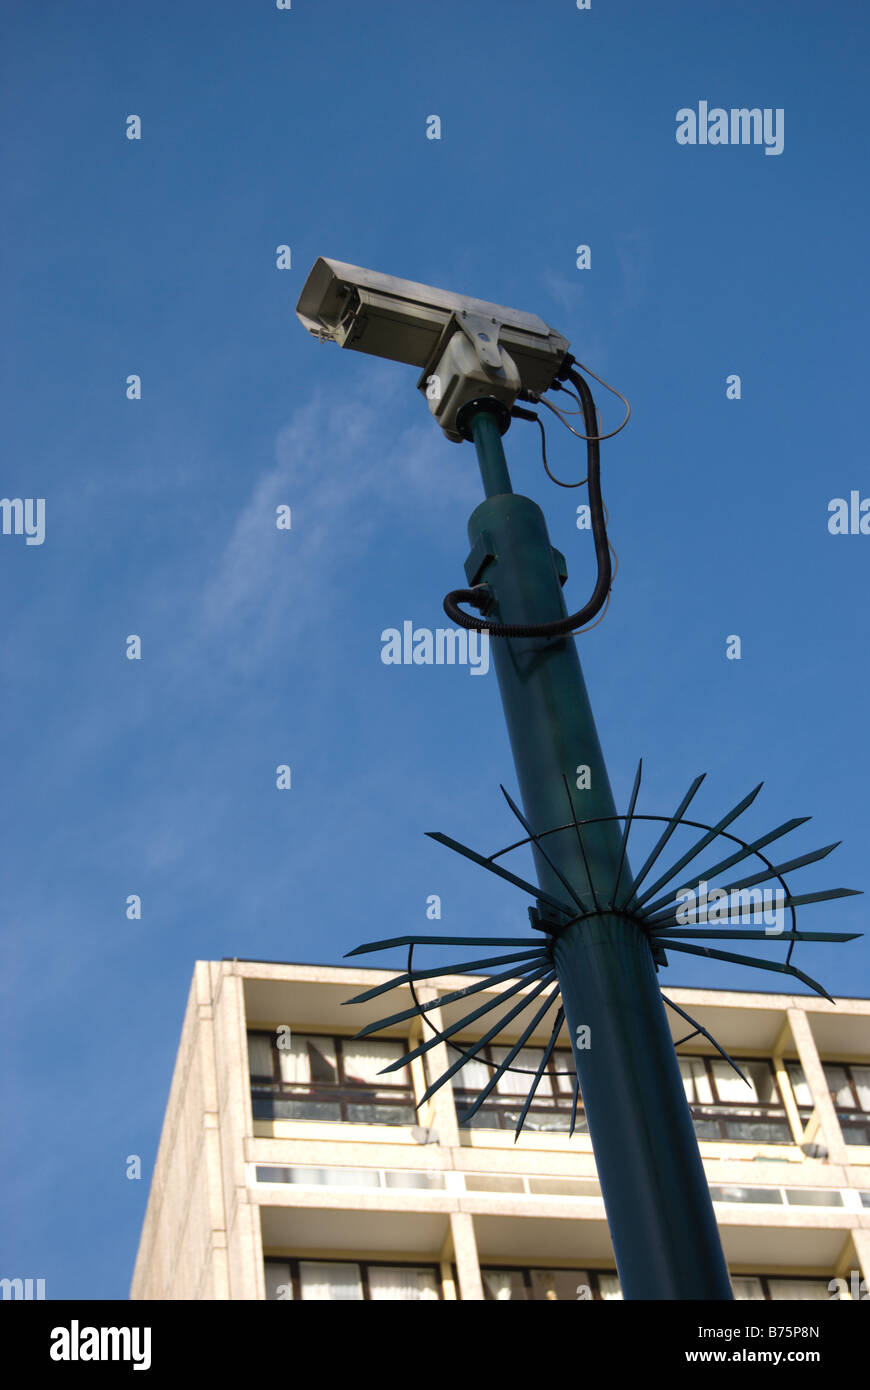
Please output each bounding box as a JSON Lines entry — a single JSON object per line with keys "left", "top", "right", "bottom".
{"left": 381, "top": 621, "right": 490, "bottom": 676}
{"left": 828, "top": 491, "right": 870, "bottom": 534}
{"left": 1, "top": 1276, "right": 45, "bottom": 1299}
{"left": 676, "top": 103, "right": 784, "bottom": 156}
{"left": 50, "top": 1322, "right": 151, "bottom": 1371}
{"left": 828, "top": 1271, "right": 869, "bottom": 1300}
{"left": 675, "top": 880, "right": 785, "bottom": 935}
{"left": 0, "top": 497, "right": 45, "bottom": 545}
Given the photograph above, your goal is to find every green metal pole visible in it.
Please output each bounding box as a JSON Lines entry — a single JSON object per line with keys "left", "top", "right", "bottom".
{"left": 465, "top": 405, "right": 733, "bottom": 1300}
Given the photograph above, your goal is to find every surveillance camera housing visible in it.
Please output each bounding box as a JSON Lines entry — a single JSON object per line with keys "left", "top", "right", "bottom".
{"left": 296, "top": 257, "right": 570, "bottom": 441}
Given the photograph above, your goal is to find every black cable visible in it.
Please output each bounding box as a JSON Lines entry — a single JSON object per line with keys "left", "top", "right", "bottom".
{"left": 535, "top": 415, "right": 587, "bottom": 488}
{"left": 442, "top": 357, "right": 612, "bottom": 639}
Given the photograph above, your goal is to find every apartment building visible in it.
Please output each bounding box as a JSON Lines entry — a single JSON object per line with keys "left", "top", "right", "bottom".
{"left": 130, "top": 958, "right": 870, "bottom": 1301}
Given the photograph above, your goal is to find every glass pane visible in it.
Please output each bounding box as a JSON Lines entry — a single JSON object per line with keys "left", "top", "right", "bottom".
{"left": 551, "top": 1049, "right": 577, "bottom": 1091}
{"left": 255, "top": 1166, "right": 292, "bottom": 1184}
{"left": 452, "top": 1052, "right": 492, "bottom": 1092}
{"left": 277, "top": 1035, "right": 337, "bottom": 1086}
{"left": 851, "top": 1067, "right": 870, "bottom": 1111}
{"left": 711, "top": 1060, "right": 752, "bottom": 1102}
{"left": 783, "top": 1188, "right": 843, "bottom": 1207}
{"left": 247, "top": 1033, "right": 274, "bottom": 1078}
{"left": 713, "top": 1059, "right": 777, "bottom": 1104}
{"left": 722, "top": 1116, "right": 791, "bottom": 1143}
{"left": 512, "top": 1108, "right": 573, "bottom": 1133}
{"left": 767, "top": 1279, "right": 830, "bottom": 1301}
{"left": 680, "top": 1058, "right": 713, "bottom": 1103}
{"left": 368, "top": 1266, "right": 439, "bottom": 1301}
{"left": 710, "top": 1185, "right": 783, "bottom": 1204}
{"left": 482, "top": 1269, "right": 526, "bottom": 1300}
{"left": 287, "top": 1166, "right": 380, "bottom": 1188}
{"left": 383, "top": 1170, "right": 445, "bottom": 1190}
{"left": 457, "top": 1109, "right": 501, "bottom": 1130}
{"left": 465, "top": 1174, "right": 525, "bottom": 1194}
{"left": 598, "top": 1274, "right": 623, "bottom": 1300}
{"left": 262, "top": 1098, "right": 342, "bottom": 1122}
{"left": 732, "top": 1277, "right": 765, "bottom": 1300}
{"left": 491, "top": 1046, "right": 553, "bottom": 1096}
{"left": 823, "top": 1064, "right": 854, "bottom": 1108}
{"left": 786, "top": 1062, "right": 813, "bottom": 1108}
{"left": 299, "top": 1261, "right": 363, "bottom": 1300}
{"left": 343, "top": 1039, "right": 407, "bottom": 1085}
{"left": 527, "top": 1177, "right": 600, "bottom": 1197}
{"left": 346, "top": 1103, "right": 416, "bottom": 1125}
{"left": 530, "top": 1269, "right": 590, "bottom": 1301}
{"left": 264, "top": 1261, "right": 293, "bottom": 1300}
{"left": 691, "top": 1118, "right": 722, "bottom": 1140}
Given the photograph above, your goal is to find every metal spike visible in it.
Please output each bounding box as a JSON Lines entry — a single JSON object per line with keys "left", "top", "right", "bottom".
{"left": 513, "top": 1007, "right": 565, "bottom": 1142}
{"left": 719, "top": 843, "right": 842, "bottom": 897}
{"left": 458, "top": 986, "right": 561, "bottom": 1124}
{"left": 619, "top": 774, "right": 706, "bottom": 910}
{"left": 661, "top": 941, "right": 834, "bottom": 1003}
{"left": 639, "top": 817, "right": 811, "bottom": 918}
{"left": 569, "top": 1074, "right": 581, "bottom": 1137}
{"left": 378, "top": 970, "right": 557, "bottom": 1075}
{"left": 645, "top": 886, "right": 861, "bottom": 932}
{"left": 416, "top": 972, "right": 558, "bottom": 1105}
{"left": 345, "top": 934, "right": 539, "bottom": 957}
{"left": 748, "top": 886, "right": 860, "bottom": 908}
{"left": 642, "top": 840, "right": 841, "bottom": 920}
{"left": 343, "top": 949, "right": 550, "bottom": 1005}
{"left": 500, "top": 785, "right": 587, "bottom": 914}
{"left": 661, "top": 995, "right": 750, "bottom": 1087}
{"left": 351, "top": 958, "right": 554, "bottom": 1037}
{"left": 631, "top": 784, "right": 764, "bottom": 912}
{"left": 560, "top": 774, "right": 601, "bottom": 912}
{"left": 425, "top": 831, "right": 576, "bottom": 919}
{"left": 611, "top": 759, "right": 642, "bottom": 907}
{"left": 646, "top": 929, "right": 860, "bottom": 943}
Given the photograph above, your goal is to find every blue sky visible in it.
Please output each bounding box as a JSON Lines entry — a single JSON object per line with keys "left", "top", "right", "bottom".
{"left": 1, "top": 0, "right": 868, "bottom": 1298}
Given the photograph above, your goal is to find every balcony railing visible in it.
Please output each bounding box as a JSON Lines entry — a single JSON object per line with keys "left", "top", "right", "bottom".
{"left": 687, "top": 1103, "right": 793, "bottom": 1144}
{"left": 450, "top": 1043, "right": 583, "bottom": 1133}
{"left": 248, "top": 1030, "right": 415, "bottom": 1126}
{"left": 250, "top": 1083, "right": 416, "bottom": 1125}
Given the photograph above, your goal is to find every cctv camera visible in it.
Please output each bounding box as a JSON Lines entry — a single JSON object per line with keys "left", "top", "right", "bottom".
{"left": 296, "top": 257, "right": 570, "bottom": 442}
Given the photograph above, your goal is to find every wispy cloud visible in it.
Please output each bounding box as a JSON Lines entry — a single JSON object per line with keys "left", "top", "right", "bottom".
{"left": 199, "top": 376, "right": 478, "bottom": 662}
{"left": 539, "top": 268, "right": 588, "bottom": 321}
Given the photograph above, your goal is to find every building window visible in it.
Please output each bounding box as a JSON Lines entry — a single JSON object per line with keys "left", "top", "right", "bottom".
{"left": 247, "top": 1031, "right": 416, "bottom": 1125}
{"left": 478, "top": 1268, "right": 833, "bottom": 1301}
{"left": 451, "top": 1045, "right": 584, "bottom": 1132}
{"left": 733, "top": 1276, "right": 833, "bottom": 1301}
{"left": 710, "top": 1184, "right": 843, "bottom": 1207}
{"left": 786, "top": 1060, "right": 870, "bottom": 1145}
{"left": 254, "top": 1164, "right": 444, "bottom": 1190}
{"left": 678, "top": 1056, "right": 793, "bottom": 1143}
{"left": 480, "top": 1266, "right": 621, "bottom": 1300}
{"left": 264, "top": 1258, "right": 441, "bottom": 1301}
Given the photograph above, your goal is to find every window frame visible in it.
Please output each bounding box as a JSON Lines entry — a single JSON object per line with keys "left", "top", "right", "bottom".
{"left": 478, "top": 1266, "right": 833, "bottom": 1302}
{"left": 449, "top": 1043, "right": 583, "bottom": 1132}
{"left": 480, "top": 1264, "right": 620, "bottom": 1301}
{"left": 678, "top": 1054, "right": 793, "bottom": 1144}
{"left": 451, "top": 1045, "right": 794, "bottom": 1140}
{"left": 786, "top": 1059, "right": 870, "bottom": 1146}
{"left": 248, "top": 1029, "right": 417, "bottom": 1126}
{"left": 734, "top": 1273, "right": 836, "bottom": 1301}
{"left": 264, "top": 1256, "right": 444, "bottom": 1301}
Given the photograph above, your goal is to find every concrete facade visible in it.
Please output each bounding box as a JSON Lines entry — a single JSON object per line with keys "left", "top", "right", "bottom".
{"left": 131, "top": 959, "right": 870, "bottom": 1300}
